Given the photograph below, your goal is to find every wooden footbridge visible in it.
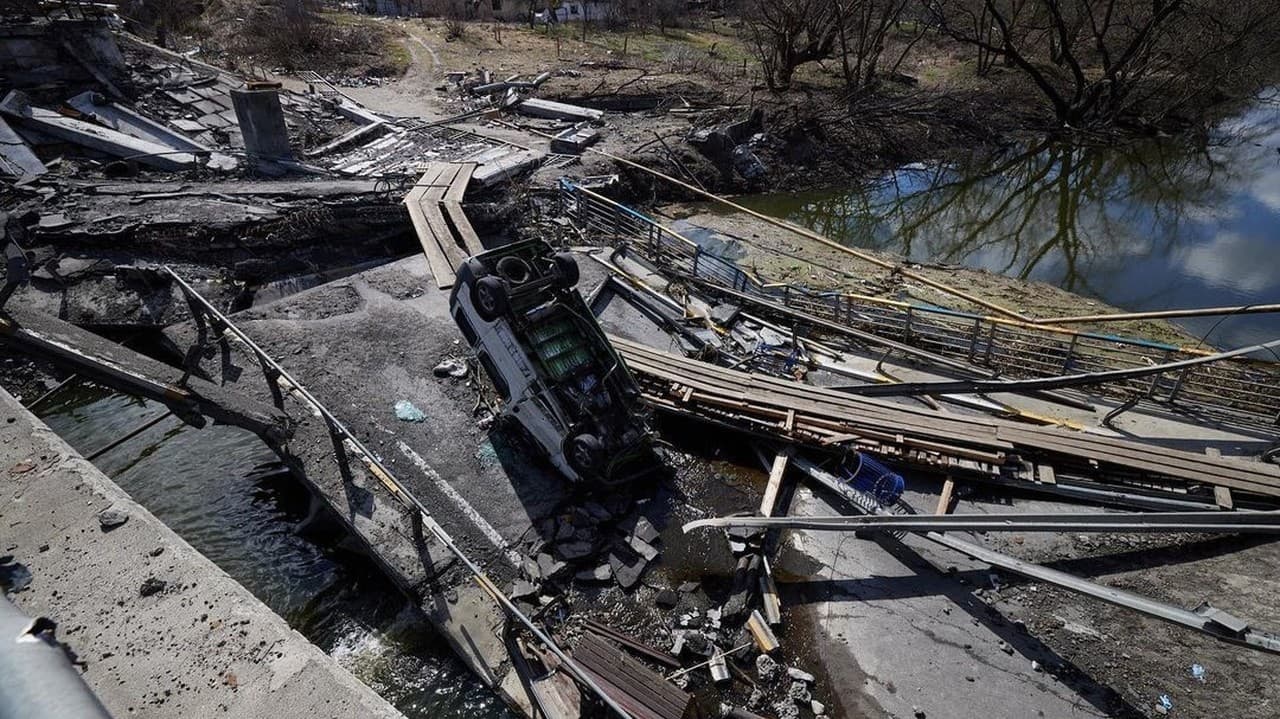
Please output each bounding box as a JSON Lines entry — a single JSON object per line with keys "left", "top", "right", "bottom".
{"left": 403, "top": 162, "right": 484, "bottom": 289}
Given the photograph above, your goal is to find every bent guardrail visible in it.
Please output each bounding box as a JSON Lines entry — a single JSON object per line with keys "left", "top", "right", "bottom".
{"left": 558, "top": 180, "right": 1280, "bottom": 429}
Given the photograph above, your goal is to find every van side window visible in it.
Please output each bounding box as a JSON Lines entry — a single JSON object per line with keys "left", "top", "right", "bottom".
{"left": 477, "top": 352, "right": 510, "bottom": 400}
{"left": 454, "top": 310, "right": 478, "bottom": 345}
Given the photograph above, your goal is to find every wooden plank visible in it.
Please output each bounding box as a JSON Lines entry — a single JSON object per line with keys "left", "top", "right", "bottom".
{"left": 935, "top": 477, "right": 955, "bottom": 516}
{"left": 619, "top": 338, "right": 1280, "bottom": 496}
{"left": 1215, "top": 486, "right": 1235, "bottom": 510}
{"left": 1205, "top": 448, "right": 1235, "bottom": 509}
{"left": 444, "top": 161, "right": 476, "bottom": 203}
{"left": 444, "top": 200, "right": 485, "bottom": 255}
{"left": 573, "top": 634, "right": 692, "bottom": 719}
{"left": 1037, "top": 464, "right": 1057, "bottom": 485}
{"left": 760, "top": 451, "right": 789, "bottom": 518}
{"left": 583, "top": 620, "right": 680, "bottom": 669}
{"left": 422, "top": 199, "right": 466, "bottom": 271}
{"left": 403, "top": 165, "right": 455, "bottom": 289}
{"left": 425, "top": 162, "right": 462, "bottom": 201}
{"left": 745, "top": 610, "right": 779, "bottom": 653}
{"left": 759, "top": 557, "right": 782, "bottom": 626}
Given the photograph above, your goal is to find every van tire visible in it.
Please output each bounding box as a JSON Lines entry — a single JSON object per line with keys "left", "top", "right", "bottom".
{"left": 553, "top": 253, "right": 579, "bottom": 289}
{"left": 565, "top": 433, "right": 604, "bottom": 476}
{"left": 472, "top": 276, "right": 509, "bottom": 321}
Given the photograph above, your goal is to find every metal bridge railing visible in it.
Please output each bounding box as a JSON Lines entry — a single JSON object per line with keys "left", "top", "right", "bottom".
{"left": 559, "top": 180, "right": 1280, "bottom": 428}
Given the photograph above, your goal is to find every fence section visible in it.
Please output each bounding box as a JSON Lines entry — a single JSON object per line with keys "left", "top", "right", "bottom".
{"left": 559, "top": 180, "right": 1280, "bottom": 428}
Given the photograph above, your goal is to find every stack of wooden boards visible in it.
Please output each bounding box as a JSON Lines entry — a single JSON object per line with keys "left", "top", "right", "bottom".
{"left": 611, "top": 336, "right": 1280, "bottom": 504}
{"left": 572, "top": 634, "right": 698, "bottom": 719}
{"left": 403, "top": 162, "right": 484, "bottom": 289}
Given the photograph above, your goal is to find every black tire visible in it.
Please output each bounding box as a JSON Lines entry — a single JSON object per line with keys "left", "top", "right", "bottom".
{"left": 472, "top": 276, "right": 509, "bottom": 321}
{"left": 565, "top": 433, "right": 604, "bottom": 477}
{"left": 552, "top": 252, "right": 579, "bottom": 289}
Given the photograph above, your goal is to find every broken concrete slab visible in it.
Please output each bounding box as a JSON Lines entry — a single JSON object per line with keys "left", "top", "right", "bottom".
{"left": 515, "top": 98, "right": 603, "bottom": 122}
{"left": 470, "top": 147, "right": 545, "bottom": 188}
{"left": 66, "top": 91, "right": 237, "bottom": 171}
{"left": 0, "top": 115, "right": 45, "bottom": 178}
{"left": 550, "top": 125, "right": 600, "bottom": 154}
{"left": 609, "top": 551, "right": 647, "bottom": 591}
{"left": 0, "top": 91, "right": 201, "bottom": 172}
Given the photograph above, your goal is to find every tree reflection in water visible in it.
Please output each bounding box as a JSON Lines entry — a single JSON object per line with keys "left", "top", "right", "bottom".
{"left": 740, "top": 100, "right": 1280, "bottom": 347}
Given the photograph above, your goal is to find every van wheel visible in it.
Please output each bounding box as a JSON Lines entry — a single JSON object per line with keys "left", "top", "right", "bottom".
{"left": 472, "top": 276, "right": 509, "bottom": 321}
{"left": 552, "top": 253, "right": 579, "bottom": 289}
{"left": 565, "top": 433, "right": 604, "bottom": 476}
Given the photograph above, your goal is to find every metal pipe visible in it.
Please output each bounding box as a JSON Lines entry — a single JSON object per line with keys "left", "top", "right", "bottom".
{"left": 683, "top": 511, "right": 1280, "bottom": 535}
{"left": 1039, "top": 303, "right": 1280, "bottom": 325}
{"left": 787, "top": 456, "right": 1280, "bottom": 655}
{"left": 839, "top": 336, "right": 1280, "bottom": 398}
{"left": 0, "top": 595, "right": 114, "bottom": 719}
{"left": 161, "top": 267, "right": 634, "bottom": 719}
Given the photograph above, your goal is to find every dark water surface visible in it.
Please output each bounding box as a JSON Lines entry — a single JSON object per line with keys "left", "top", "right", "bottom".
{"left": 39, "top": 386, "right": 512, "bottom": 719}
{"left": 737, "top": 94, "right": 1280, "bottom": 349}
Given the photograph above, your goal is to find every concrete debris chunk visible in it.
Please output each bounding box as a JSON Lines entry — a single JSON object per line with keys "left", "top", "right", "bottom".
{"left": 574, "top": 563, "right": 611, "bottom": 583}
{"left": 786, "top": 667, "right": 815, "bottom": 683}
{"left": 555, "top": 539, "right": 595, "bottom": 561}
{"left": 510, "top": 579, "right": 539, "bottom": 600}
{"left": 627, "top": 533, "right": 659, "bottom": 562}
{"left": 0, "top": 116, "right": 45, "bottom": 178}
{"left": 756, "top": 653, "right": 780, "bottom": 680}
{"left": 515, "top": 98, "right": 603, "bottom": 122}
{"left": 609, "top": 551, "right": 646, "bottom": 591}
{"left": 536, "top": 552, "right": 567, "bottom": 580}
{"left": 98, "top": 506, "right": 129, "bottom": 530}
{"left": 138, "top": 577, "right": 166, "bottom": 597}
{"left": 432, "top": 358, "right": 469, "bottom": 378}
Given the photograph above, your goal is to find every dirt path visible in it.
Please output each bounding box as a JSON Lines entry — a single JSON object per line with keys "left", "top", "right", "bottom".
{"left": 340, "top": 22, "right": 450, "bottom": 120}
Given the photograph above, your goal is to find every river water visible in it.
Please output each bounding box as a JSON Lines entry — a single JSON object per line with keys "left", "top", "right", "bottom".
{"left": 738, "top": 93, "right": 1280, "bottom": 350}
{"left": 38, "top": 385, "right": 512, "bottom": 719}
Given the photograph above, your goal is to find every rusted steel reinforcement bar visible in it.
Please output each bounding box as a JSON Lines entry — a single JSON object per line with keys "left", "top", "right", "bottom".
{"left": 784, "top": 455, "right": 1280, "bottom": 655}
{"left": 683, "top": 511, "right": 1280, "bottom": 534}
{"left": 162, "top": 266, "right": 635, "bottom": 719}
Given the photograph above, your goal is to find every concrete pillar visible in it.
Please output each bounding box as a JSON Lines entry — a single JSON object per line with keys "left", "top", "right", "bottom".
{"left": 230, "top": 83, "right": 293, "bottom": 160}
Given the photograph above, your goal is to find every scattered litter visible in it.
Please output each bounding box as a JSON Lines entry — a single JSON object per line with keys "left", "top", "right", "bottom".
{"left": 393, "top": 400, "right": 426, "bottom": 422}
{"left": 1156, "top": 694, "right": 1173, "bottom": 715}
{"left": 1190, "top": 663, "right": 1206, "bottom": 682}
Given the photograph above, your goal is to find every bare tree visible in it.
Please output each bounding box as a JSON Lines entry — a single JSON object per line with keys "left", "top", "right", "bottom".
{"left": 832, "top": 0, "right": 921, "bottom": 92}
{"left": 743, "top": 0, "right": 842, "bottom": 89}
{"left": 925, "top": 0, "right": 1280, "bottom": 126}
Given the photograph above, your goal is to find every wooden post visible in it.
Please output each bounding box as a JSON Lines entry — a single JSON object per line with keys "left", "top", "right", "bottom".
{"left": 760, "top": 451, "right": 790, "bottom": 518}
{"left": 934, "top": 476, "right": 955, "bottom": 516}
{"left": 759, "top": 557, "right": 782, "bottom": 626}
{"left": 1205, "top": 448, "right": 1234, "bottom": 509}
